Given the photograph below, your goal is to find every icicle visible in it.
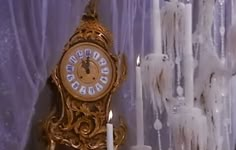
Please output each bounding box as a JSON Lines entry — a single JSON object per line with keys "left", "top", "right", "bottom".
{"left": 226, "top": 24, "right": 236, "bottom": 74}
{"left": 142, "top": 1, "right": 187, "bottom": 149}
{"left": 191, "top": 0, "right": 234, "bottom": 149}
{"left": 170, "top": 107, "right": 208, "bottom": 150}
{"left": 141, "top": 53, "right": 174, "bottom": 114}
{"left": 193, "top": 40, "right": 226, "bottom": 150}
{"left": 194, "top": 0, "right": 215, "bottom": 39}
{"left": 183, "top": 2, "right": 194, "bottom": 107}
{"left": 161, "top": 1, "right": 185, "bottom": 59}
{"left": 161, "top": 1, "right": 186, "bottom": 101}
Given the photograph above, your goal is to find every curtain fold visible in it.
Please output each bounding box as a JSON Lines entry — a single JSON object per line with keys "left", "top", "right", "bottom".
{"left": 0, "top": 0, "right": 87, "bottom": 149}
{"left": 0, "top": 0, "right": 235, "bottom": 149}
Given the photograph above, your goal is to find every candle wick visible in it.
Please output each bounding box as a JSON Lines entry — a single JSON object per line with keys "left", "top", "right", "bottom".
{"left": 108, "top": 118, "right": 112, "bottom": 123}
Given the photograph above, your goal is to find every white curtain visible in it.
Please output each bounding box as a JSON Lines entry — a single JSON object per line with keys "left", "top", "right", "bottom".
{"left": 0, "top": 0, "right": 235, "bottom": 150}
{"left": 0, "top": 0, "right": 87, "bottom": 149}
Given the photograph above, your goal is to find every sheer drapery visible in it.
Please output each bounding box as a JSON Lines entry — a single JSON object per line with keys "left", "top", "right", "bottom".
{"left": 0, "top": 0, "right": 236, "bottom": 150}
{"left": 0, "top": 0, "right": 87, "bottom": 149}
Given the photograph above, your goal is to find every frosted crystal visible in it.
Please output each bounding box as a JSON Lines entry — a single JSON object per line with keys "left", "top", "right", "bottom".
{"left": 153, "top": 118, "right": 162, "bottom": 130}
{"left": 170, "top": 107, "right": 208, "bottom": 150}
{"left": 176, "top": 86, "right": 183, "bottom": 96}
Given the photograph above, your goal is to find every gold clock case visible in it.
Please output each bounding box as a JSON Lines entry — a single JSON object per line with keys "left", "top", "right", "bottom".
{"left": 42, "top": 1, "right": 127, "bottom": 150}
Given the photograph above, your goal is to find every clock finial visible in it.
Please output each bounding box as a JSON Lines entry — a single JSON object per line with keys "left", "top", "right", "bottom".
{"left": 73, "top": 0, "right": 113, "bottom": 51}
{"left": 83, "top": 0, "right": 99, "bottom": 20}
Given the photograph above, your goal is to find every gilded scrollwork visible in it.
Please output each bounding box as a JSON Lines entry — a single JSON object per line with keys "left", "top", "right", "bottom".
{"left": 43, "top": 67, "right": 126, "bottom": 149}
{"left": 42, "top": 1, "right": 127, "bottom": 149}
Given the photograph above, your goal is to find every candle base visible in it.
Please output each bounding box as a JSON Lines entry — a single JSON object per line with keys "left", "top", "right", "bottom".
{"left": 130, "top": 145, "right": 152, "bottom": 150}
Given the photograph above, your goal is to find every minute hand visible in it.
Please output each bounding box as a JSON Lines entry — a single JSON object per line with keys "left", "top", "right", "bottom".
{"left": 85, "top": 57, "right": 90, "bottom": 74}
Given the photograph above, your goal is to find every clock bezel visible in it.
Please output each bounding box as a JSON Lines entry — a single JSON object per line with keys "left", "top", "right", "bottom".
{"left": 59, "top": 42, "right": 117, "bottom": 102}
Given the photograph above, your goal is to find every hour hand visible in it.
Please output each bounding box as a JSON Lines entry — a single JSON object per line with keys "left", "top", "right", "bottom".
{"left": 82, "top": 59, "right": 90, "bottom": 74}
{"left": 86, "top": 57, "right": 90, "bottom": 66}
{"left": 86, "top": 57, "right": 90, "bottom": 74}
{"left": 82, "top": 60, "right": 86, "bottom": 69}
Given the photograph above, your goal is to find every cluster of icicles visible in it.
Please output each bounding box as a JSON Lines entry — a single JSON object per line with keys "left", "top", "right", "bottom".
{"left": 141, "top": 0, "right": 236, "bottom": 150}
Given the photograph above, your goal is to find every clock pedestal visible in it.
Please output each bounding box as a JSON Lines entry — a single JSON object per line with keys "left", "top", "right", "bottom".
{"left": 42, "top": 0, "right": 127, "bottom": 149}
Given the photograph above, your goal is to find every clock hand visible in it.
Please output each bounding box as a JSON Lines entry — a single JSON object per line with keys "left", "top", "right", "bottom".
{"left": 86, "top": 57, "right": 90, "bottom": 74}
{"left": 82, "top": 60, "right": 87, "bottom": 69}
{"left": 82, "top": 59, "right": 89, "bottom": 74}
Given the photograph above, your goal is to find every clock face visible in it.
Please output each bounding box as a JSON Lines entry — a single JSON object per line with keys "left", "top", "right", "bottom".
{"left": 60, "top": 42, "right": 116, "bottom": 101}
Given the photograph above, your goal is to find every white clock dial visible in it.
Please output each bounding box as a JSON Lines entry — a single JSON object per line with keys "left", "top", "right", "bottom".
{"left": 60, "top": 42, "right": 116, "bottom": 101}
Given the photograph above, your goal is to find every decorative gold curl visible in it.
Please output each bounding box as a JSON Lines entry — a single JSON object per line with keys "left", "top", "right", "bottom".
{"left": 42, "top": 66, "right": 127, "bottom": 150}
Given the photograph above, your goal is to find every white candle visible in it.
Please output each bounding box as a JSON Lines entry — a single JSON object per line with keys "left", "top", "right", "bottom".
{"left": 136, "top": 56, "right": 144, "bottom": 145}
{"left": 153, "top": 0, "right": 162, "bottom": 54}
{"left": 107, "top": 111, "right": 114, "bottom": 150}
{"left": 184, "top": 2, "right": 194, "bottom": 106}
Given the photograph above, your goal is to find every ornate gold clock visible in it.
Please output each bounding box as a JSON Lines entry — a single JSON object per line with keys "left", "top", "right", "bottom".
{"left": 42, "top": 0, "right": 127, "bottom": 150}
